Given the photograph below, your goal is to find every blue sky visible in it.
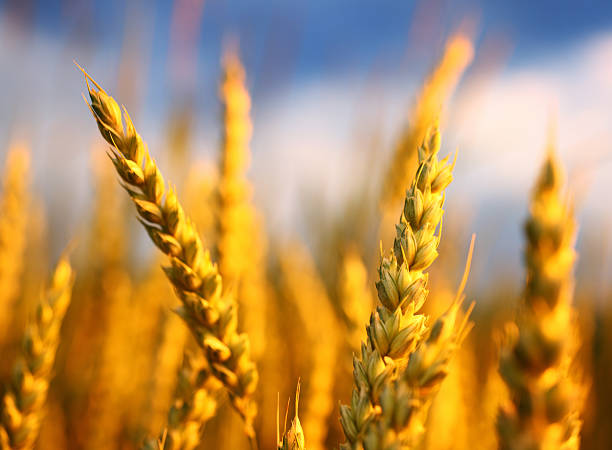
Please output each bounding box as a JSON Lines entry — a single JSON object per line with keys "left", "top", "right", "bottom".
{"left": 4, "top": 0, "right": 612, "bottom": 101}
{"left": 1, "top": 0, "right": 611, "bottom": 292}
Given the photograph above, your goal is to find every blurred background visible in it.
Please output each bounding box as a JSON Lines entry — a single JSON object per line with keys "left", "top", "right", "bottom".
{"left": 0, "top": 0, "right": 611, "bottom": 449}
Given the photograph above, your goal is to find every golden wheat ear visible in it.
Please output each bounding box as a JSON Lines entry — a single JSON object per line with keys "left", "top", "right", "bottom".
{"left": 340, "top": 127, "right": 474, "bottom": 448}
{"left": 0, "top": 253, "right": 75, "bottom": 450}
{"left": 498, "top": 148, "right": 584, "bottom": 450}
{"left": 214, "top": 48, "right": 268, "bottom": 362}
{"left": 79, "top": 67, "right": 259, "bottom": 445}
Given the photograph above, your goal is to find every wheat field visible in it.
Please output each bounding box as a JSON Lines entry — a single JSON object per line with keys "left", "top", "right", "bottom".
{"left": 1, "top": 3, "right": 611, "bottom": 450}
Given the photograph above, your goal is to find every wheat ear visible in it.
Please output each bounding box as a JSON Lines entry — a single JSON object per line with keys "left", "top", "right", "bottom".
{"left": 340, "top": 127, "right": 456, "bottom": 447}
{"left": 215, "top": 49, "right": 268, "bottom": 360}
{"left": 0, "top": 255, "right": 75, "bottom": 450}
{"left": 78, "top": 65, "right": 259, "bottom": 440}
{"left": 498, "top": 149, "right": 583, "bottom": 449}
{"left": 349, "top": 237, "right": 474, "bottom": 449}
{"left": 215, "top": 48, "right": 253, "bottom": 283}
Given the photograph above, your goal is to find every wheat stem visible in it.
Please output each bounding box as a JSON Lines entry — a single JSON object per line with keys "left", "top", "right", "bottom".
{"left": 280, "top": 245, "right": 340, "bottom": 450}
{"left": 0, "top": 145, "right": 30, "bottom": 348}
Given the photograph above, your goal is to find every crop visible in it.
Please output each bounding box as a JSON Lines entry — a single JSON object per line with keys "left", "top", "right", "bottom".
{"left": 0, "top": 256, "right": 74, "bottom": 450}
{"left": 79, "top": 65, "right": 259, "bottom": 444}
{"left": 0, "top": 32, "right": 600, "bottom": 450}
{"left": 498, "top": 148, "right": 584, "bottom": 450}
{"left": 339, "top": 128, "right": 473, "bottom": 448}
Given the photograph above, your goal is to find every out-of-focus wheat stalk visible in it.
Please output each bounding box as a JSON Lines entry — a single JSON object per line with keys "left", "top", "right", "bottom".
{"left": 215, "top": 49, "right": 268, "bottom": 361}
{"left": 339, "top": 248, "right": 374, "bottom": 353}
{"left": 36, "top": 395, "right": 67, "bottom": 450}
{"left": 0, "top": 256, "right": 74, "bottom": 450}
{"left": 0, "top": 145, "right": 30, "bottom": 348}
{"left": 498, "top": 148, "right": 584, "bottom": 449}
{"left": 79, "top": 65, "right": 259, "bottom": 443}
{"left": 82, "top": 271, "right": 132, "bottom": 448}
{"left": 215, "top": 48, "right": 253, "bottom": 284}
{"left": 210, "top": 50, "right": 273, "bottom": 450}
{"left": 478, "top": 351, "right": 508, "bottom": 450}
{"left": 73, "top": 152, "right": 134, "bottom": 449}
{"left": 185, "top": 162, "right": 217, "bottom": 243}
{"left": 381, "top": 34, "right": 473, "bottom": 210}
{"left": 147, "top": 311, "right": 191, "bottom": 437}
{"left": 280, "top": 245, "right": 340, "bottom": 450}
{"left": 144, "top": 353, "right": 222, "bottom": 450}
{"left": 340, "top": 128, "right": 472, "bottom": 448}
{"left": 425, "top": 290, "right": 476, "bottom": 450}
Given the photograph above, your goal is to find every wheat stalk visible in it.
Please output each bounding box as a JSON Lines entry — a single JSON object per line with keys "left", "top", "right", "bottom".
{"left": 147, "top": 312, "right": 191, "bottom": 436}
{"left": 339, "top": 248, "right": 375, "bottom": 353}
{"left": 215, "top": 49, "right": 269, "bottom": 360}
{"left": 0, "top": 255, "right": 75, "bottom": 450}
{"left": 0, "top": 145, "right": 30, "bottom": 347}
{"left": 381, "top": 34, "right": 473, "bottom": 209}
{"left": 81, "top": 269, "right": 132, "bottom": 449}
{"left": 497, "top": 148, "right": 583, "bottom": 450}
{"left": 74, "top": 150, "right": 135, "bottom": 449}
{"left": 215, "top": 48, "right": 254, "bottom": 283}
{"left": 423, "top": 289, "right": 476, "bottom": 450}
{"left": 340, "top": 127, "right": 463, "bottom": 447}
{"left": 78, "top": 64, "right": 259, "bottom": 442}
{"left": 280, "top": 245, "right": 340, "bottom": 450}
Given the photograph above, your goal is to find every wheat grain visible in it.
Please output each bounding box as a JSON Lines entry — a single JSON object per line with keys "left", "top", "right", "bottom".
{"left": 0, "top": 255, "right": 74, "bottom": 450}
{"left": 497, "top": 147, "right": 583, "bottom": 450}
{"left": 78, "top": 65, "right": 259, "bottom": 442}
